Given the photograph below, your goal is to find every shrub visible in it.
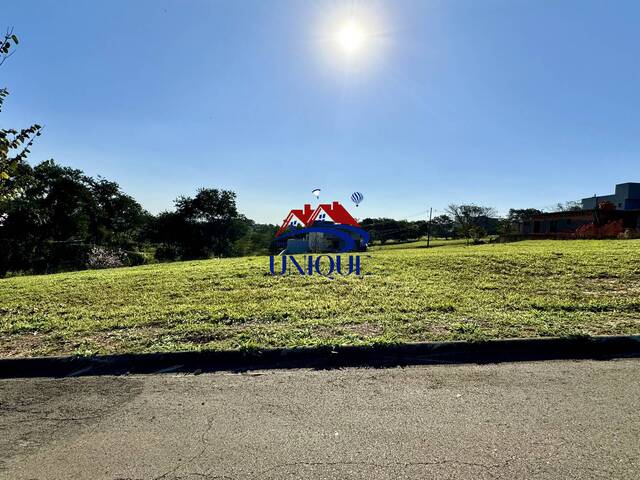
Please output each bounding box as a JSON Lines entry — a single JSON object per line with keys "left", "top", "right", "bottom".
{"left": 86, "top": 246, "right": 126, "bottom": 269}
{"left": 124, "top": 250, "right": 148, "bottom": 266}
{"left": 575, "top": 220, "right": 625, "bottom": 239}
{"left": 154, "top": 244, "right": 180, "bottom": 262}
{"left": 619, "top": 229, "right": 640, "bottom": 239}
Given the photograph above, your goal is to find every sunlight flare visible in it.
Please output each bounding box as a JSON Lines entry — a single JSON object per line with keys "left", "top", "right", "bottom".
{"left": 336, "top": 20, "right": 366, "bottom": 55}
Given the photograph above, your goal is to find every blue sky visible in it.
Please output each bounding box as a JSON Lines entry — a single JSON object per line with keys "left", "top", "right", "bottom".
{"left": 3, "top": 0, "right": 639, "bottom": 223}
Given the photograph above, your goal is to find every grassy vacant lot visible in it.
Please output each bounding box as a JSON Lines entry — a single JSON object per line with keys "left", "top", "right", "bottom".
{"left": 368, "top": 237, "right": 472, "bottom": 250}
{"left": 1, "top": 240, "right": 639, "bottom": 357}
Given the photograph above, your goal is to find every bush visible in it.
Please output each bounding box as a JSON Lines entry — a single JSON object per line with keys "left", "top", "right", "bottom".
{"left": 619, "top": 229, "right": 640, "bottom": 239}
{"left": 154, "top": 244, "right": 180, "bottom": 262}
{"left": 86, "top": 246, "right": 126, "bottom": 269}
{"left": 124, "top": 250, "right": 148, "bottom": 266}
{"left": 575, "top": 220, "right": 625, "bottom": 239}
{"left": 0, "top": 240, "right": 92, "bottom": 276}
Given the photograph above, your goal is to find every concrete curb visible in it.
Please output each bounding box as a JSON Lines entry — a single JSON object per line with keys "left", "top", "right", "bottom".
{"left": 0, "top": 335, "right": 639, "bottom": 378}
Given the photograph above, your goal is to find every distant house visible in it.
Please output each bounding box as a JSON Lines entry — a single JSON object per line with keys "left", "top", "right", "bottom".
{"left": 520, "top": 210, "right": 597, "bottom": 235}
{"left": 581, "top": 183, "right": 640, "bottom": 211}
{"left": 275, "top": 201, "right": 364, "bottom": 253}
{"left": 519, "top": 182, "right": 640, "bottom": 236}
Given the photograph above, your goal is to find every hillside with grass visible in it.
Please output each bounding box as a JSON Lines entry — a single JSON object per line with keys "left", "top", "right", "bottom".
{"left": 1, "top": 240, "right": 639, "bottom": 357}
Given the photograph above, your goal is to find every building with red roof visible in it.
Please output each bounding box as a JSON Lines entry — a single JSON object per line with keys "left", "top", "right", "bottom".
{"left": 307, "top": 201, "right": 360, "bottom": 228}
{"left": 276, "top": 201, "right": 359, "bottom": 237}
{"left": 276, "top": 204, "right": 314, "bottom": 236}
{"left": 275, "top": 201, "right": 364, "bottom": 253}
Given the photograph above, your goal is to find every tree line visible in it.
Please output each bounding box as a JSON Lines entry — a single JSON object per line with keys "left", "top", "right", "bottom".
{"left": 362, "top": 206, "right": 502, "bottom": 245}
{"left": 1, "top": 161, "right": 539, "bottom": 275}
{"left": 0, "top": 154, "right": 553, "bottom": 276}
{"left": 360, "top": 206, "right": 584, "bottom": 245}
{"left": 0, "top": 159, "right": 277, "bottom": 276}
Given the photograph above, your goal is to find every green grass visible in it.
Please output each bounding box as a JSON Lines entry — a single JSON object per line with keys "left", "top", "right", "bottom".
{"left": 1, "top": 240, "right": 640, "bottom": 357}
{"left": 370, "top": 237, "right": 483, "bottom": 251}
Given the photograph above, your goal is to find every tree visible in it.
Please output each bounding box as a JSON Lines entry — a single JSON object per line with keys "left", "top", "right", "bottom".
{"left": 554, "top": 201, "right": 582, "bottom": 212}
{"left": 0, "top": 160, "right": 149, "bottom": 275}
{"left": 0, "top": 29, "right": 42, "bottom": 202}
{"left": 507, "top": 208, "right": 543, "bottom": 223}
{"left": 89, "top": 177, "right": 151, "bottom": 244}
{"left": 430, "top": 214, "right": 455, "bottom": 239}
{"left": 0, "top": 27, "right": 19, "bottom": 67}
{"left": 232, "top": 220, "right": 278, "bottom": 256}
{"left": 360, "top": 218, "right": 419, "bottom": 244}
{"left": 499, "top": 208, "right": 543, "bottom": 235}
{"left": 175, "top": 188, "right": 238, "bottom": 222}
{"left": 150, "top": 188, "right": 245, "bottom": 259}
{"left": 445, "top": 204, "right": 497, "bottom": 244}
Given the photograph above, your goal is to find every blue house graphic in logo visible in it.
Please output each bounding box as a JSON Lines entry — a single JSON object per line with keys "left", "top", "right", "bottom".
{"left": 274, "top": 201, "right": 369, "bottom": 254}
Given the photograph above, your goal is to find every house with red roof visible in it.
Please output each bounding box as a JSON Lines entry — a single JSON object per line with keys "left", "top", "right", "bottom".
{"left": 276, "top": 204, "right": 314, "bottom": 236}
{"left": 307, "top": 201, "right": 360, "bottom": 228}
{"left": 275, "top": 201, "right": 364, "bottom": 254}
{"left": 276, "top": 201, "right": 359, "bottom": 237}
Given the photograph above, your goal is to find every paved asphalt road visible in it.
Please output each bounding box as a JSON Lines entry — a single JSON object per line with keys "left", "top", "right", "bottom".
{"left": 0, "top": 359, "right": 638, "bottom": 480}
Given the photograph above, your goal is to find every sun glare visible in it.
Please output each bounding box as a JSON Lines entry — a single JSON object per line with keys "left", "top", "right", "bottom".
{"left": 337, "top": 20, "right": 366, "bottom": 55}
{"left": 314, "top": 4, "right": 387, "bottom": 72}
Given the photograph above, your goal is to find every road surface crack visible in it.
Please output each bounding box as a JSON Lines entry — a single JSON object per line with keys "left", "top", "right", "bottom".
{"left": 152, "top": 416, "right": 215, "bottom": 480}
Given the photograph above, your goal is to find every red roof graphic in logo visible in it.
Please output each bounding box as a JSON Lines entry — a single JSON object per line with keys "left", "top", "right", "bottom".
{"left": 276, "top": 204, "right": 314, "bottom": 236}
{"left": 276, "top": 201, "right": 360, "bottom": 237}
{"left": 307, "top": 201, "right": 360, "bottom": 227}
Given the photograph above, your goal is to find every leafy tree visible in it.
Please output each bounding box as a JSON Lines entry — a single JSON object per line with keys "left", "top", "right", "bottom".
{"left": 232, "top": 219, "right": 278, "bottom": 256}
{"left": 0, "top": 29, "right": 42, "bottom": 202}
{"left": 507, "top": 208, "right": 543, "bottom": 223}
{"left": 361, "top": 218, "right": 398, "bottom": 244}
{"left": 175, "top": 188, "right": 238, "bottom": 222}
{"left": 445, "top": 204, "right": 497, "bottom": 243}
{"left": 150, "top": 188, "right": 246, "bottom": 260}
{"left": 360, "top": 218, "right": 422, "bottom": 244}
{"left": 497, "top": 218, "right": 515, "bottom": 235}
{"left": 89, "top": 177, "right": 151, "bottom": 244}
{"left": 554, "top": 201, "right": 582, "bottom": 212}
{"left": 498, "top": 208, "right": 543, "bottom": 235}
{"left": 429, "top": 214, "right": 455, "bottom": 239}
{"left": 0, "top": 27, "right": 20, "bottom": 67}
{"left": 0, "top": 160, "right": 149, "bottom": 275}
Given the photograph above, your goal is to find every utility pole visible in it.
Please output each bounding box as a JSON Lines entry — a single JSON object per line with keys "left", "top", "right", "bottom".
{"left": 426, "top": 207, "right": 433, "bottom": 248}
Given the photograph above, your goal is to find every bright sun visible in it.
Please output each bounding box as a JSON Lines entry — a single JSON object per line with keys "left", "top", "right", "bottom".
{"left": 336, "top": 20, "right": 366, "bottom": 55}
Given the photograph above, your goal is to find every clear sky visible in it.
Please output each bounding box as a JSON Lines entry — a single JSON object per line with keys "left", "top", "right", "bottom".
{"left": 2, "top": 0, "right": 639, "bottom": 223}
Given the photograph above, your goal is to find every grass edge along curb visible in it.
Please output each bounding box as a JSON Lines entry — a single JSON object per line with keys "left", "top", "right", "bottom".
{"left": 0, "top": 335, "right": 639, "bottom": 379}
